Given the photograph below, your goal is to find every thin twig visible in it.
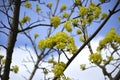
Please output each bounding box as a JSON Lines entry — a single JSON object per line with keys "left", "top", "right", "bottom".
{"left": 0, "top": 45, "right": 7, "bottom": 50}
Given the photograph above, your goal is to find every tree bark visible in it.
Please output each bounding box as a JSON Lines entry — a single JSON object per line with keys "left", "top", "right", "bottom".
{"left": 29, "top": 58, "right": 41, "bottom": 80}
{"left": 2, "top": 0, "right": 21, "bottom": 80}
{"left": 114, "top": 70, "right": 120, "bottom": 80}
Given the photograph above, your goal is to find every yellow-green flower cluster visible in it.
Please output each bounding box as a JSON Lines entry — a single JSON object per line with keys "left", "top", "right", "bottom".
{"left": 24, "top": 1, "right": 31, "bottom": 8}
{"left": 34, "top": 33, "right": 39, "bottom": 39}
{"left": 72, "top": 19, "right": 79, "bottom": 27}
{"left": 47, "top": 2, "right": 53, "bottom": 9}
{"left": 103, "top": 56, "right": 114, "bottom": 64}
{"left": 79, "top": 35, "right": 88, "bottom": 42}
{"left": 50, "top": 16, "right": 61, "bottom": 28}
{"left": 97, "top": 28, "right": 120, "bottom": 51}
{"left": 62, "top": 12, "right": 70, "bottom": 18}
{"left": 94, "top": 6, "right": 101, "bottom": 19}
{"left": 76, "top": 29, "right": 82, "bottom": 34}
{"left": 60, "top": 4, "right": 67, "bottom": 11}
{"left": 1, "top": 58, "right": 6, "bottom": 65}
{"left": 56, "top": 42, "right": 66, "bottom": 49}
{"left": 101, "top": 13, "right": 107, "bottom": 20}
{"left": 79, "top": 2, "right": 101, "bottom": 24}
{"left": 79, "top": 36, "right": 84, "bottom": 42}
{"left": 0, "top": 54, "right": 4, "bottom": 59}
{"left": 80, "top": 64, "right": 86, "bottom": 70}
{"left": 36, "top": 4, "right": 41, "bottom": 12}
{"left": 62, "top": 77, "right": 71, "bottom": 80}
{"left": 12, "top": 65, "right": 19, "bottom": 73}
{"left": 38, "top": 32, "right": 77, "bottom": 54}
{"left": 99, "top": 0, "right": 105, "bottom": 3}
{"left": 66, "top": 37, "right": 77, "bottom": 54}
{"left": 89, "top": 53, "right": 102, "bottom": 65}
{"left": 52, "top": 62, "right": 66, "bottom": 78}
{"left": 79, "top": 7, "right": 88, "bottom": 17}
{"left": 88, "top": 2, "right": 101, "bottom": 22}
{"left": 38, "top": 40, "right": 46, "bottom": 50}
{"left": 20, "top": 16, "right": 30, "bottom": 25}
{"left": 48, "top": 55, "right": 57, "bottom": 65}
{"left": 43, "top": 69, "right": 48, "bottom": 75}
{"left": 80, "top": 18, "right": 88, "bottom": 27}
{"left": 89, "top": 2, "right": 96, "bottom": 10}
{"left": 64, "top": 21, "right": 72, "bottom": 32}
{"left": 74, "top": 0, "right": 81, "bottom": 6}
{"left": 118, "top": 16, "right": 120, "bottom": 21}
{"left": 45, "top": 38, "right": 55, "bottom": 48}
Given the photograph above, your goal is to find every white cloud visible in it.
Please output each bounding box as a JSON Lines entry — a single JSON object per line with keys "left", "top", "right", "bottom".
{"left": 0, "top": 47, "right": 37, "bottom": 80}
{"left": 62, "top": 36, "right": 104, "bottom": 80}
{"left": 0, "top": 36, "right": 107, "bottom": 80}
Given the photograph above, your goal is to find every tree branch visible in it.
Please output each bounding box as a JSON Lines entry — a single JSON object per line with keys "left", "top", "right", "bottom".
{"left": 2, "top": 0, "right": 21, "bottom": 80}
{"left": 0, "top": 45, "right": 7, "bottom": 50}
{"left": 18, "top": 23, "right": 51, "bottom": 32}
{"left": 53, "top": 0, "right": 60, "bottom": 16}
{"left": 53, "top": 0, "right": 120, "bottom": 79}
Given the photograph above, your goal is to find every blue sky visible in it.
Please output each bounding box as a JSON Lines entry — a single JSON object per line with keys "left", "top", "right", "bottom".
{"left": 0, "top": 0, "right": 120, "bottom": 47}
{"left": 0, "top": 0, "right": 120, "bottom": 80}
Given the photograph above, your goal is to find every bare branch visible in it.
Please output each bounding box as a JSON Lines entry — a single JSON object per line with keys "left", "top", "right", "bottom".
{"left": 53, "top": 0, "right": 60, "bottom": 16}
{"left": 0, "top": 45, "right": 7, "bottom": 50}
{"left": 23, "top": 64, "right": 31, "bottom": 74}
{"left": 18, "top": 23, "right": 51, "bottom": 32}
{"left": 25, "top": 44, "right": 36, "bottom": 65}
{"left": 110, "top": 63, "right": 120, "bottom": 75}
{"left": 61, "top": 50, "right": 70, "bottom": 61}
{"left": 0, "top": 30, "right": 8, "bottom": 36}
{"left": 0, "top": 21, "right": 10, "bottom": 30}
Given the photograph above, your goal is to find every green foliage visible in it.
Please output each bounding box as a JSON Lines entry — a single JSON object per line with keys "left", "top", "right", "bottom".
{"left": 50, "top": 16, "right": 61, "bottom": 28}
